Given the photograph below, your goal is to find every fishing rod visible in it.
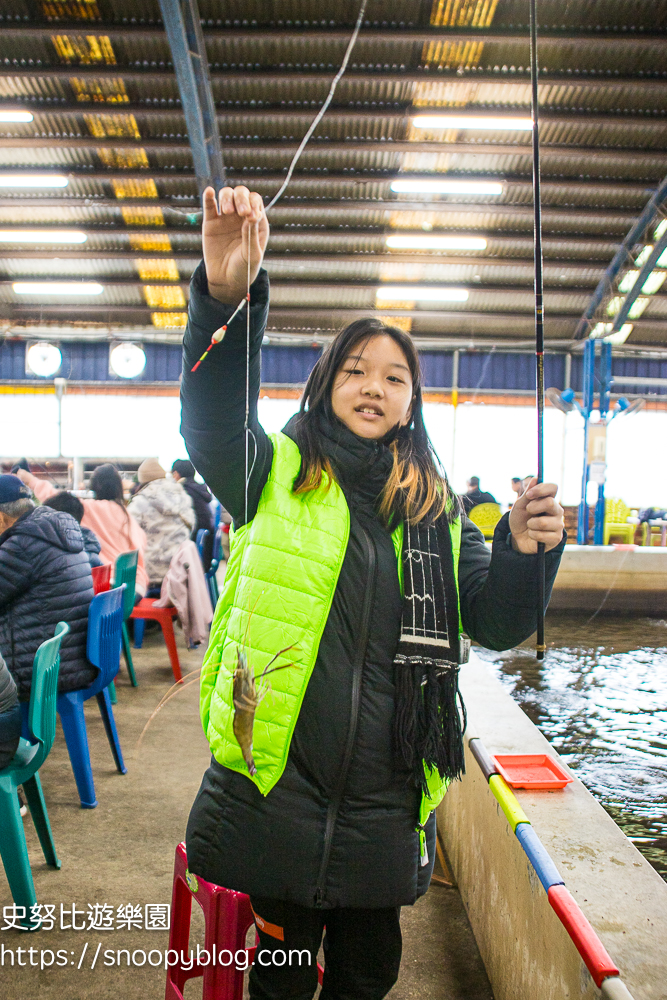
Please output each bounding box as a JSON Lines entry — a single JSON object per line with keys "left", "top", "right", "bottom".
{"left": 530, "top": 0, "right": 546, "bottom": 661}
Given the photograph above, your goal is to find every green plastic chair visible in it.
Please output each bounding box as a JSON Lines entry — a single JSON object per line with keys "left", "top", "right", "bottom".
{"left": 0, "top": 621, "right": 69, "bottom": 930}
{"left": 113, "top": 550, "right": 138, "bottom": 687}
{"left": 468, "top": 502, "right": 503, "bottom": 540}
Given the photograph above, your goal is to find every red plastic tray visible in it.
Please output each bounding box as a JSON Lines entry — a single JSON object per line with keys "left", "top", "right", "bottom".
{"left": 492, "top": 753, "right": 573, "bottom": 789}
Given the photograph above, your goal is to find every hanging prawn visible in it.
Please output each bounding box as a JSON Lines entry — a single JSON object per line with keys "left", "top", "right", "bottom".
{"left": 233, "top": 643, "right": 297, "bottom": 776}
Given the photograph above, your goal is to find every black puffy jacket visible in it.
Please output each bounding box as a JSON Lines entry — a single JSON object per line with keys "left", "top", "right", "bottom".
{"left": 181, "top": 265, "right": 565, "bottom": 909}
{"left": 0, "top": 506, "right": 96, "bottom": 700}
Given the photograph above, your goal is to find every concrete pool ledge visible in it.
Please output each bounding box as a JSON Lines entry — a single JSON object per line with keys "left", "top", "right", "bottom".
{"left": 549, "top": 545, "right": 667, "bottom": 613}
{"left": 438, "top": 653, "right": 667, "bottom": 1000}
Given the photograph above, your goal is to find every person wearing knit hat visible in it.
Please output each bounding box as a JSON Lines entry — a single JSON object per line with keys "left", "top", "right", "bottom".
{"left": 0, "top": 474, "right": 32, "bottom": 511}
{"left": 137, "top": 458, "right": 166, "bottom": 485}
{"left": 128, "top": 460, "right": 195, "bottom": 589}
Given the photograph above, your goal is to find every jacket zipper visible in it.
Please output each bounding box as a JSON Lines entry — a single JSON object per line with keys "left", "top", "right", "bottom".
{"left": 314, "top": 519, "right": 377, "bottom": 907}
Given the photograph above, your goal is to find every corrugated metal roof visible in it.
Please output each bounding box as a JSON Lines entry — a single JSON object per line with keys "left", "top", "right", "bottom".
{"left": 0, "top": 0, "right": 666, "bottom": 349}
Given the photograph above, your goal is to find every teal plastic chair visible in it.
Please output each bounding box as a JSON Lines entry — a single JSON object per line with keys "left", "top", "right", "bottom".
{"left": 0, "top": 621, "right": 69, "bottom": 930}
{"left": 113, "top": 550, "right": 138, "bottom": 687}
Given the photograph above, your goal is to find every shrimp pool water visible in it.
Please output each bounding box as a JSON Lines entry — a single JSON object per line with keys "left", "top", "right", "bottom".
{"left": 477, "top": 614, "right": 667, "bottom": 881}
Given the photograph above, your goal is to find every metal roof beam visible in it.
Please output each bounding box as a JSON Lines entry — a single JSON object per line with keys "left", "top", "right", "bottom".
{"left": 610, "top": 228, "right": 667, "bottom": 332}
{"left": 157, "top": 0, "right": 224, "bottom": 193}
{"left": 2, "top": 67, "right": 666, "bottom": 93}
{"left": 2, "top": 137, "right": 665, "bottom": 164}
{"left": 0, "top": 224, "right": 623, "bottom": 249}
{"left": 4, "top": 172, "right": 658, "bottom": 195}
{"left": 7, "top": 104, "right": 667, "bottom": 131}
{"left": 0, "top": 196, "right": 642, "bottom": 225}
{"left": 574, "top": 172, "right": 667, "bottom": 338}
{"left": 3, "top": 25, "right": 667, "bottom": 45}
{"left": 0, "top": 250, "right": 612, "bottom": 268}
{"left": 0, "top": 278, "right": 604, "bottom": 294}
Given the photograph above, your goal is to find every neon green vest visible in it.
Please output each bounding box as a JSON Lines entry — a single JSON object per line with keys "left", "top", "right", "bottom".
{"left": 200, "top": 431, "right": 462, "bottom": 830}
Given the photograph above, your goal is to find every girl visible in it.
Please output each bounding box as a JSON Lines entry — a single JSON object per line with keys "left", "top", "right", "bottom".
{"left": 181, "top": 187, "right": 565, "bottom": 1000}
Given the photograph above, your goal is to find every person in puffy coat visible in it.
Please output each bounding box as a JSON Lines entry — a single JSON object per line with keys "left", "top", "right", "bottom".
{"left": 0, "top": 475, "right": 95, "bottom": 700}
{"left": 43, "top": 491, "right": 103, "bottom": 567}
{"left": 18, "top": 463, "right": 148, "bottom": 596}
{"left": 180, "top": 188, "right": 566, "bottom": 1000}
{"left": 0, "top": 650, "right": 21, "bottom": 769}
{"left": 128, "top": 459, "right": 195, "bottom": 590}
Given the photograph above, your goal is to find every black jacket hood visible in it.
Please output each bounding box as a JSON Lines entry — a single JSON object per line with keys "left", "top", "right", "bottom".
{"left": 183, "top": 477, "right": 213, "bottom": 505}
{"left": 1, "top": 505, "right": 84, "bottom": 555}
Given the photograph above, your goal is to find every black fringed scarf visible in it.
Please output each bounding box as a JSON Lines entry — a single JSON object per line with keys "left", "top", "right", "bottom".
{"left": 393, "top": 518, "right": 467, "bottom": 794}
{"left": 286, "top": 410, "right": 467, "bottom": 794}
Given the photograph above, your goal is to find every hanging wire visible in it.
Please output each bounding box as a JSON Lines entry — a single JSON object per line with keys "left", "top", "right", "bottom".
{"left": 264, "top": 0, "right": 368, "bottom": 213}
{"left": 530, "top": 0, "right": 547, "bottom": 661}
{"left": 190, "top": 0, "right": 368, "bottom": 376}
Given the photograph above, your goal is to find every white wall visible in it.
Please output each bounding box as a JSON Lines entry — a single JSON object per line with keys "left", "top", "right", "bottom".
{"left": 2, "top": 391, "right": 665, "bottom": 508}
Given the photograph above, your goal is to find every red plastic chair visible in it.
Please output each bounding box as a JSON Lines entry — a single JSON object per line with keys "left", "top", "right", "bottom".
{"left": 165, "top": 843, "right": 323, "bottom": 1000}
{"left": 130, "top": 599, "right": 182, "bottom": 682}
{"left": 91, "top": 564, "right": 111, "bottom": 595}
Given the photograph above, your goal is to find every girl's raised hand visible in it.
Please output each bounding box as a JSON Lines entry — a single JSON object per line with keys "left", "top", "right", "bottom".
{"left": 202, "top": 186, "right": 269, "bottom": 305}
{"left": 508, "top": 478, "right": 564, "bottom": 554}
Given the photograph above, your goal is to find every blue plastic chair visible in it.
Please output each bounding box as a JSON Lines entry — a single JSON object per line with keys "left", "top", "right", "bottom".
{"left": 196, "top": 528, "right": 209, "bottom": 566}
{"left": 56, "top": 586, "right": 127, "bottom": 809}
{"left": 204, "top": 525, "right": 222, "bottom": 608}
{"left": 0, "top": 622, "right": 69, "bottom": 930}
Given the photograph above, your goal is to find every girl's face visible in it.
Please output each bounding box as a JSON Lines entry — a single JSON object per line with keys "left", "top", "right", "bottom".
{"left": 331, "top": 334, "right": 414, "bottom": 440}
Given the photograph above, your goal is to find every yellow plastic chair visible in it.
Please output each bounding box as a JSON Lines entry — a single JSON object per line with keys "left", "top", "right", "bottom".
{"left": 468, "top": 503, "right": 502, "bottom": 540}
{"left": 641, "top": 516, "right": 667, "bottom": 547}
{"left": 603, "top": 498, "right": 636, "bottom": 545}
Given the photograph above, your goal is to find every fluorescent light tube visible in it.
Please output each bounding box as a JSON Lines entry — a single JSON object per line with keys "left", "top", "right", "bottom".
{"left": 412, "top": 114, "right": 532, "bottom": 131}
{"left": 386, "top": 235, "right": 487, "bottom": 250}
{"left": 376, "top": 286, "right": 469, "bottom": 302}
{"left": 0, "top": 174, "right": 68, "bottom": 188}
{"left": 0, "top": 110, "right": 34, "bottom": 123}
{"left": 0, "top": 230, "right": 87, "bottom": 243}
{"left": 13, "top": 282, "right": 104, "bottom": 295}
{"left": 390, "top": 179, "right": 503, "bottom": 195}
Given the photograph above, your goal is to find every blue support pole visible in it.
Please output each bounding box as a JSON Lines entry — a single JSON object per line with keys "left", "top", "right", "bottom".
{"left": 158, "top": 0, "right": 225, "bottom": 194}
{"left": 577, "top": 340, "right": 595, "bottom": 544}
{"left": 593, "top": 342, "right": 612, "bottom": 545}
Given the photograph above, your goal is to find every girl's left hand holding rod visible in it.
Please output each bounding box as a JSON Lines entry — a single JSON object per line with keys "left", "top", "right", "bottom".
{"left": 508, "top": 478, "right": 564, "bottom": 554}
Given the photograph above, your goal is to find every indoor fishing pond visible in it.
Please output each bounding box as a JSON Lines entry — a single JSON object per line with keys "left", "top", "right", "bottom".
{"left": 475, "top": 614, "right": 667, "bottom": 882}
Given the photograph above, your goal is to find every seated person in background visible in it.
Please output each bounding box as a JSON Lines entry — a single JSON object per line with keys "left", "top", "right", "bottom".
{"left": 43, "top": 491, "right": 102, "bottom": 567}
{"left": 461, "top": 475, "right": 498, "bottom": 514}
{"left": 128, "top": 459, "right": 195, "bottom": 592}
{"left": 0, "top": 650, "right": 21, "bottom": 769}
{"left": 0, "top": 475, "right": 96, "bottom": 701}
{"left": 171, "top": 459, "right": 215, "bottom": 570}
{"left": 18, "top": 463, "right": 148, "bottom": 598}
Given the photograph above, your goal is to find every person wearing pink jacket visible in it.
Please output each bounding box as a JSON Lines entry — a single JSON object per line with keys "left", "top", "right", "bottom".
{"left": 18, "top": 464, "right": 148, "bottom": 597}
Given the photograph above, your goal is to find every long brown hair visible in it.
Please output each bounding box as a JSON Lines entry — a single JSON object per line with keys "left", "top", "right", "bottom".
{"left": 291, "top": 319, "right": 460, "bottom": 525}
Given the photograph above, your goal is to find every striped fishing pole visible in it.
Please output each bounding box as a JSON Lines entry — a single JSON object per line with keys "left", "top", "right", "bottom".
{"left": 530, "top": 0, "right": 547, "bottom": 660}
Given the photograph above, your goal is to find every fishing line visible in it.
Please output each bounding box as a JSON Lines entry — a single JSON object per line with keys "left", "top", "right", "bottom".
{"left": 189, "top": 0, "right": 368, "bottom": 376}
{"left": 530, "top": 0, "right": 547, "bottom": 661}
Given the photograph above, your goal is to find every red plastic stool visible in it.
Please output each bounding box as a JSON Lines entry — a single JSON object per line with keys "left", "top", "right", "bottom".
{"left": 130, "top": 599, "right": 182, "bottom": 682}
{"left": 165, "top": 843, "right": 323, "bottom": 1000}
{"left": 91, "top": 563, "right": 111, "bottom": 594}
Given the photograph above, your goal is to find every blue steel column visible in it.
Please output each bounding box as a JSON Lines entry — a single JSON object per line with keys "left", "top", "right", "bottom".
{"left": 158, "top": 0, "right": 225, "bottom": 193}
{"left": 577, "top": 340, "right": 595, "bottom": 544}
{"left": 593, "top": 342, "right": 612, "bottom": 545}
